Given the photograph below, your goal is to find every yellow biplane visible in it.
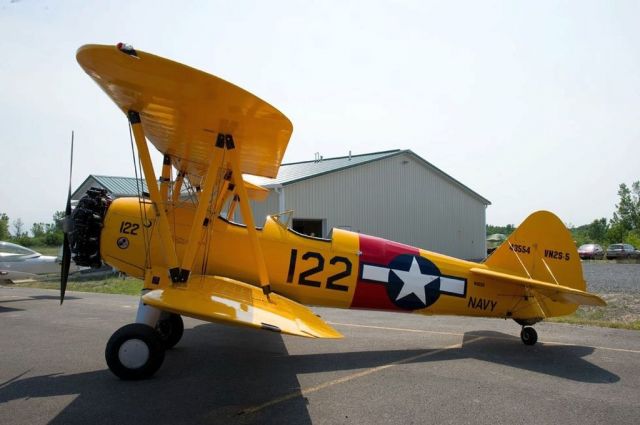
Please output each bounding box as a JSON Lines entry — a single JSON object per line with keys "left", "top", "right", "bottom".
{"left": 62, "top": 43, "right": 605, "bottom": 380}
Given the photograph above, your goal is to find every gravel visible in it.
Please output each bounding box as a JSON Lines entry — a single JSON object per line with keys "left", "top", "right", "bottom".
{"left": 582, "top": 262, "right": 640, "bottom": 294}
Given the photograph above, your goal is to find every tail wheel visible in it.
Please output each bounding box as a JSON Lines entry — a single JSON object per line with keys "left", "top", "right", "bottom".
{"left": 105, "top": 323, "right": 165, "bottom": 380}
{"left": 156, "top": 313, "right": 184, "bottom": 349}
{"left": 520, "top": 327, "right": 538, "bottom": 346}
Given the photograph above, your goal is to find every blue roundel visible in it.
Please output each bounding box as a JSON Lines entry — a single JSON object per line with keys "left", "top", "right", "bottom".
{"left": 386, "top": 254, "right": 441, "bottom": 310}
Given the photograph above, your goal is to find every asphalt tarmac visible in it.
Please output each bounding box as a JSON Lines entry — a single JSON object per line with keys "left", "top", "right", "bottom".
{"left": 1, "top": 287, "right": 639, "bottom": 425}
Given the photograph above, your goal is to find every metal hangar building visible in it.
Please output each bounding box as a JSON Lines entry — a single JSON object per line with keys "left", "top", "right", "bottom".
{"left": 71, "top": 150, "right": 491, "bottom": 260}
{"left": 249, "top": 150, "right": 491, "bottom": 260}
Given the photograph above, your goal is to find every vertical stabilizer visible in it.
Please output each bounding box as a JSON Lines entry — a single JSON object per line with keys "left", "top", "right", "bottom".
{"left": 484, "top": 211, "right": 586, "bottom": 316}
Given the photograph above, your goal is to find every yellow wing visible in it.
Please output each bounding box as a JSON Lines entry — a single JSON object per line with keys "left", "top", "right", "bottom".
{"left": 76, "top": 44, "right": 293, "bottom": 180}
{"left": 142, "top": 275, "right": 343, "bottom": 339}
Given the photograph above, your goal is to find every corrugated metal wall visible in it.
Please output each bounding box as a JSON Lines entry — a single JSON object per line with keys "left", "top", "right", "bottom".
{"left": 250, "top": 152, "right": 487, "bottom": 260}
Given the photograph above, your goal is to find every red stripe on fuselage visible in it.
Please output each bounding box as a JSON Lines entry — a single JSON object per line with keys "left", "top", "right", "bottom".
{"left": 351, "top": 234, "right": 420, "bottom": 310}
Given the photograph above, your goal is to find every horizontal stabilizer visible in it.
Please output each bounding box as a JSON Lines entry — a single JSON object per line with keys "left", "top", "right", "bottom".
{"left": 142, "top": 275, "right": 343, "bottom": 339}
{"left": 471, "top": 267, "right": 606, "bottom": 307}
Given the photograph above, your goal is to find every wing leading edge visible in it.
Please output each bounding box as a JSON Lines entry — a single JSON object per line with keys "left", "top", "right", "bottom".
{"left": 76, "top": 44, "right": 293, "bottom": 181}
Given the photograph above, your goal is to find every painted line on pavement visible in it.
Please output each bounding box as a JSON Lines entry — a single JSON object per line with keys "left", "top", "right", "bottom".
{"left": 240, "top": 337, "right": 484, "bottom": 415}
{"left": 329, "top": 321, "right": 640, "bottom": 354}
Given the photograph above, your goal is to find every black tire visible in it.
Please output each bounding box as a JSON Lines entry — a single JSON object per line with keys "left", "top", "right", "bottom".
{"left": 156, "top": 313, "right": 184, "bottom": 349}
{"left": 105, "top": 323, "right": 165, "bottom": 380}
{"left": 520, "top": 327, "right": 538, "bottom": 346}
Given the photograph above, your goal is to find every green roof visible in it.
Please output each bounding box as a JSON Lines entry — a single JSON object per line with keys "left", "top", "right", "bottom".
{"left": 71, "top": 175, "right": 149, "bottom": 199}
{"left": 93, "top": 175, "right": 149, "bottom": 196}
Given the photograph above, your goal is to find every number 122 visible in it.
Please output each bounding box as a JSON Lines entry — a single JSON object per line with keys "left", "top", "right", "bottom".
{"left": 286, "top": 249, "right": 352, "bottom": 292}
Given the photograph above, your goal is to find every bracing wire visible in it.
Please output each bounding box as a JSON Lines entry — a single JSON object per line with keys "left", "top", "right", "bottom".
{"left": 200, "top": 149, "right": 227, "bottom": 276}
{"left": 128, "top": 123, "right": 152, "bottom": 268}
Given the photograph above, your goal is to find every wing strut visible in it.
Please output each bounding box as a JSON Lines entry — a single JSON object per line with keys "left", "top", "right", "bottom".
{"left": 174, "top": 133, "right": 272, "bottom": 295}
{"left": 128, "top": 111, "right": 181, "bottom": 278}
{"left": 225, "top": 134, "right": 272, "bottom": 295}
{"left": 178, "top": 140, "right": 224, "bottom": 278}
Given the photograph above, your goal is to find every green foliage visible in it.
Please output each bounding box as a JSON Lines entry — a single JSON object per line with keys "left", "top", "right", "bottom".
{"left": 608, "top": 181, "right": 640, "bottom": 245}
{"left": 18, "top": 276, "right": 142, "bottom": 295}
{"left": 0, "top": 213, "right": 9, "bottom": 240}
{"left": 606, "top": 223, "right": 627, "bottom": 245}
{"left": 52, "top": 211, "right": 65, "bottom": 232}
{"left": 588, "top": 218, "right": 608, "bottom": 242}
{"left": 11, "top": 218, "right": 25, "bottom": 238}
{"left": 1, "top": 211, "right": 64, "bottom": 247}
{"left": 611, "top": 182, "right": 640, "bottom": 230}
{"left": 569, "top": 218, "right": 609, "bottom": 246}
{"left": 569, "top": 225, "right": 589, "bottom": 246}
{"left": 625, "top": 230, "right": 640, "bottom": 248}
{"left": 486, "top": 224, "right": 515, "bottom": 237}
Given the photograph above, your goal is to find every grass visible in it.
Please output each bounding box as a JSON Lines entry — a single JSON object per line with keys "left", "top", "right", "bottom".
{"left": 29, "top": 246, "right": 60, "bottom": 256}
{"left": 547, "top": 293, "right": 640, "bottom": 330}
{"left": 549, "top": 312, "right": 640, "bottom": 330}
{"left": 16, "top": 275, "right": 143, "bottom": 295}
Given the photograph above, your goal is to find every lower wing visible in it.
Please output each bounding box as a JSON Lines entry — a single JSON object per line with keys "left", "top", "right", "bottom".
{"left": 142, "top": 275, "right": 343, "bottom": 339}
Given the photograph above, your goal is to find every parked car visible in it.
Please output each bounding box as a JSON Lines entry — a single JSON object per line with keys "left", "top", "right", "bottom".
{"left": 577, "top": 243, "right": 604, "bottom": 260}
{"left": 0, "top": 241, "right": 79, "bottom": 283}
{"left": 605, "top": 243, "right": 639, "bottom": 260}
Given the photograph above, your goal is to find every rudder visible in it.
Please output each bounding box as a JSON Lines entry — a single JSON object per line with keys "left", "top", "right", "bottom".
{"left": 484, "top": 211, "right": 586, "bottom": 316}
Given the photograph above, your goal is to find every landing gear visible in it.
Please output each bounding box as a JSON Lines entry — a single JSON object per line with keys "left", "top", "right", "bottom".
{"left": 520, "top": 326, "right": 538, "bottom": 346}
{"left": 156, "top": 313, "right": 184, "bottom": 349}
{"left": 105, "top": 323, "right": 165, "bottom": 380}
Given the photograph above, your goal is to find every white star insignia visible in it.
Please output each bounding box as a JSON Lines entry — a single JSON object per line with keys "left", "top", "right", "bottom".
{"left": 391, "top": 257, "right": 439, "bottom": 305}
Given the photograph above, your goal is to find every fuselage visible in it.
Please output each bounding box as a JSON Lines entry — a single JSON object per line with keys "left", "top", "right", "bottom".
{"left": 97, "top": 198, "right": 549, "bottom": 320}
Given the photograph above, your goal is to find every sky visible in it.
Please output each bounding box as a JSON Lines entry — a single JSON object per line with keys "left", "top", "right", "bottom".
{"left": 1, "top": 0, "right": 639, "bottom": 233}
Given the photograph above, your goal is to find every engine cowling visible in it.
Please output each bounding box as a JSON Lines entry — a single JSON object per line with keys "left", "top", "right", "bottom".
{"left": 69, "top": 187, "right": 111, "bottom": 268}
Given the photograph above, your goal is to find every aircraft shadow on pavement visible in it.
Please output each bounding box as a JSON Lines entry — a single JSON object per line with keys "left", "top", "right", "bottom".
{"left": 459, "top": 330, "right": 620, "bottom": 383}
{"left": 280, "top": 329, "right": 619, "bottom": 384}
{"left": 0, "top": 325, "right": 619, "bottom": 424}
{"left": 0, "top": 324, "right": 312, "bottom": 425}
{"left": 0, "top": 294, "right": 80, "bottom": 313}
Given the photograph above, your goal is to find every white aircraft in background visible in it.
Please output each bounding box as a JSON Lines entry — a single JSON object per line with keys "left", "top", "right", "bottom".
{"left": 0, "top": 241, "right": 81, "bottom": 283}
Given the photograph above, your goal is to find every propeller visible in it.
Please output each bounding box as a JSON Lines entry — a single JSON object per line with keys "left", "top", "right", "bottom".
{"left": 60, "top": 131, "right": 74, "bottom": 304}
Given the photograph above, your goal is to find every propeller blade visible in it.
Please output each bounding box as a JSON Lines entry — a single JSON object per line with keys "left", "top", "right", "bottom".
{"left": 66, "top": 131, "right": 74, "bottom": 215}
{"left": 61, "top": 131, "right": 74, "bottom": 305}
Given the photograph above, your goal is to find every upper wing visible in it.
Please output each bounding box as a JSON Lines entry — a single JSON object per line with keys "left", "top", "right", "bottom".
{"left": 470, "top": 267, "right": 606, "bottom": 306}
{"left": 76, "top": 44, "right": 293, "bottom": 180}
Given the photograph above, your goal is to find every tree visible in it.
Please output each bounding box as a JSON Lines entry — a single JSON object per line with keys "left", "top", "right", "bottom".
{"left": 31, "top": 222, "right": 47, "bottom": 238}
{"left": 12, "top": 218, "right": 24, "bottom": 238}
{"left": 486, "top": 224, "right": 515, "bottom": 237}
{"left": 53, "top": 211, "right": 65, "bottom": 232}
{"left": 608, "top": 181, "right": 640, "bottom": 244}
{"left": 45, "top": 212, "right": 65, "bottom": 246}
{"left": 0, "top": 213, "right": 9, "bottom": 240}
{"left": 587, "top": 218, "right": 608, "bottom": 243}
{"left": 610, "top": 182, "right": 640, "bottom": 231}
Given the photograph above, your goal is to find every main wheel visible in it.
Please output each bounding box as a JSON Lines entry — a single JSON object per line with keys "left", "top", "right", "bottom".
{"left": 520, "top": 327, "right": 538, "bottom": 346}
{"left": 105, "top": 323, "right": 165, "bottom": 380}
{"left": 156, "top": 313, "right": 184, "bottom": 349}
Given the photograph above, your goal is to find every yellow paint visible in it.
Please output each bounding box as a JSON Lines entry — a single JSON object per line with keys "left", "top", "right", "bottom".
{"left": 76, "top": 44, "right": 292, "bottom": 180}
{"left": 83, "top": 43, "right": 605, "bottom": 339}
{"left": 141, "top": 275, "right": 343, "bottom": 339}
